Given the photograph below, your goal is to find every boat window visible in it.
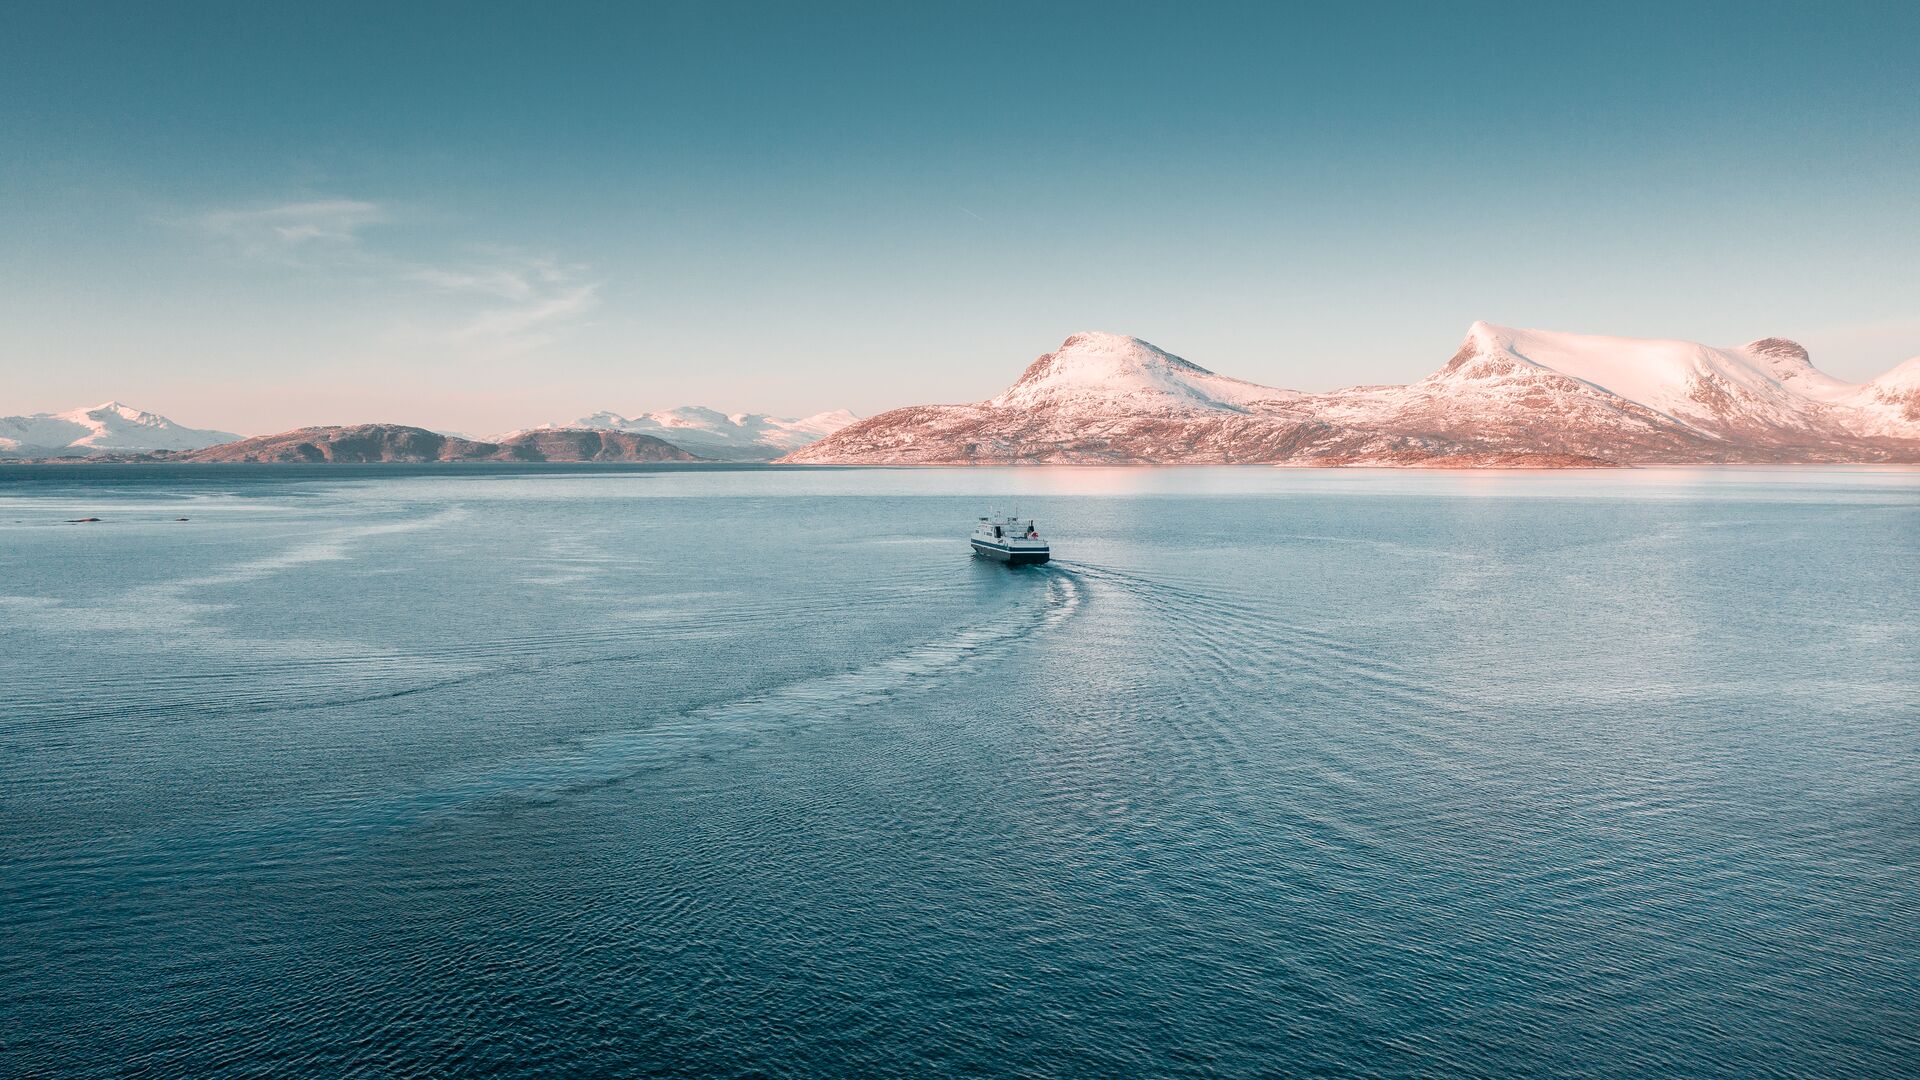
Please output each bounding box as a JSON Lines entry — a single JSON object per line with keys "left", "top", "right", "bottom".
{"left": 994, "top": 525, "right": 1002, "bottom": 538}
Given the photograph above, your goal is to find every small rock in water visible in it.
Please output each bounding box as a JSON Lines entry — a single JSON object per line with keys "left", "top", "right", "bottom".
{"left": 67, "top": 517, "right": 102, "bottom": 523}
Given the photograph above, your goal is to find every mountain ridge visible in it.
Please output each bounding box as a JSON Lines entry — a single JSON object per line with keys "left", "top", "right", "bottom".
{"left": 176, "top": 425, "right": 703, "bottom": 463}
{"left": 13, "top": 328, "right": 1917, "bottom": 467}
{"left": 782, "top": 326, "right": 1920, "bottom": 466}
{"left": 516, "top": 405, "right": 859, "bottom": 460}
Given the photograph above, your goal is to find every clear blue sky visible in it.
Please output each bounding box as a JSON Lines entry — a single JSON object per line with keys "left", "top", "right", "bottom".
{"left": 3, "top": 0, "right": 1916, "bottom": 434}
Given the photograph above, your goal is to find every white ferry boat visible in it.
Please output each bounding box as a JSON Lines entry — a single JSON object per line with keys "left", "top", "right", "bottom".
{"left": 971, "top": 515, "right": 1050, "bottom": 565}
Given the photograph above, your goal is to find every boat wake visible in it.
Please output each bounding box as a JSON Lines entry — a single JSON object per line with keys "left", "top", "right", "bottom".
{"left": 29, "top": 563, "right": 1090, "bottom": 866}
{"left": 1039, "top": 556, "right": 1483, "bottom": 841}
{"left": 407, "top": 565, "right": 1086, "bottom": 814}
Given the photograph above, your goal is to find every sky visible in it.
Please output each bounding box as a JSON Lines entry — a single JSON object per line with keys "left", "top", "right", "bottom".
{"left": 3, "top": 0, "right": 1917, "bottom": 435}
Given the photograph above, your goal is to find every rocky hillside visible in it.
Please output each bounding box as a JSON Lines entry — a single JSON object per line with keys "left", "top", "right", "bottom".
{"left": 782, "top": 328, "right": 1920, "bottom": 466}
{"left": 490, "top": 428, "right": 708, "bottom": 462}
{"left": 178, "top": 425, "right": 702, "bottom": 463}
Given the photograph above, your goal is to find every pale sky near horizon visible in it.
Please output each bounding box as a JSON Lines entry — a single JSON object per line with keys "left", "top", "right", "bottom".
{"left": 3, "top": 1, "right": 1918, "bottom": 435}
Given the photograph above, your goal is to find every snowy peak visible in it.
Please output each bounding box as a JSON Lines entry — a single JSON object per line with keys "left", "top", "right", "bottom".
{"left": 1432, "top": 322, "right": 1548, "bottom": 382}
{"left": 1864, "top": 355, "right": 1920, "bottom": 392}
{"left": 63, "top": 401, "right": 192, "bottom": 432}
{"left": 1436, "top": 323, "right": 1732, "bottom": 402}
{"left": 1745, "top": 337, "right": 1813, "bottom": 375}
{"left": 989, "top": 331, "right": 1295, "bottom": 413}
{"left": 1427, "top": 322, "right": 1893, "bottom": 435}
{"left": 1852, "top": 355, "right": 1920, "bottom": 427}
{"left": 1738, "top": 337, "right": 1863, "bottom": 402}
{"left": 1003, "top": 332, "right": 1211, "bottom": 388}
{"left": 786, "top": 408, "right": 861, "bottom": 435}
{"left": 79, "top": 400, "right": 138, "bottom": 417}
{"left": 0, "top": 402, "right": 240, "bottom": 457}
{"left": 535, "top": 404, "right": 859, "bottom": 460}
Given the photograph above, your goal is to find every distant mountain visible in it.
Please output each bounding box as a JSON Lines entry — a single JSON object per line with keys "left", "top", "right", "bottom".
{"left": 179, "top": 425, "right": 702, "bottom": 463}
{"left": 531, "top": 406, "right": 859, "bottom": 461}
{"left": 497, "top": 428, "right": 706, "bottom": 462}
{"left": 782, "top": 328, "right": 1920, "bottom": 466}
{"left": 0, "top": 401, "right": 239, "bottom": 458}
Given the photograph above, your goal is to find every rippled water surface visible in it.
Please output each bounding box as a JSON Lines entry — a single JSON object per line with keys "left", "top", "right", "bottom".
{"left": 3, "top": 464, "right": 1917, "bottom": 1078}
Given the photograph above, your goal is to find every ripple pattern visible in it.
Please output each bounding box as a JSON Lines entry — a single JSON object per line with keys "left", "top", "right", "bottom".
{"left": 3, "top": 465, "right": 1917, "bottom": 1079}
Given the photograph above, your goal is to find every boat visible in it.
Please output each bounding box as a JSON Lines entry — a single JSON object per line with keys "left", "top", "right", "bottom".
{"left": 971, "top": 514, "right": 1050, "bottom": 565}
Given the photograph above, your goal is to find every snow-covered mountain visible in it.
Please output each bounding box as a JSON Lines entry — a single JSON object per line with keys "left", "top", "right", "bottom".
{"left": 0, "top": 402, "right": 240, "bottom": 458}
{"left": 782, "top": 327, "right": 1920, "bottom": 466}
{"left": 521, "top": 406, "right": 858, "bottom": 461}
{"left": 987, "top": 333, "right": 1298, "bottom": 414}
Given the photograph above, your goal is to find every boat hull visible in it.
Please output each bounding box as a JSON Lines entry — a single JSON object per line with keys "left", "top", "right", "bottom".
{"left": 971, "top": 538, "right": 1050, "bottom": 565}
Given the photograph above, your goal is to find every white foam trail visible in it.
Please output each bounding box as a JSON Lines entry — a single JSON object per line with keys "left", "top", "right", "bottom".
{"left": 3, "top": 508, "right": 468, "bottom": 643}
{"left": 400, "top": 568, "right": 1086, "bottom": 817}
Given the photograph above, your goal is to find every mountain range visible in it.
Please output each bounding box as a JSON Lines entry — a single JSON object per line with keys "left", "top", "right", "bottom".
{"left": 784, "top": 325, "right": 1920, "bottom": 466}
{"left": 175, "top": 425, "right": 701, "bottom": 463}
{"left": 8, "top": 325, "right": 1919, "bottom": 466}
{"left": 515, "top": 406, "right": 860, "bottom": 461}
{"left": 0, "top": 405, "right": 858, "bottom": 461}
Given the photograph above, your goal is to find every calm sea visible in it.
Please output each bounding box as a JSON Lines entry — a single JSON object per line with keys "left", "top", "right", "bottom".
{"left": 2, "top": 464, "right": 1916, "bottom": 1078}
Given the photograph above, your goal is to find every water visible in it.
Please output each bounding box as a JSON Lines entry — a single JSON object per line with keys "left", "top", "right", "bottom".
{"left": 2, "top": 464, "right": 1916, "bottom": 1078}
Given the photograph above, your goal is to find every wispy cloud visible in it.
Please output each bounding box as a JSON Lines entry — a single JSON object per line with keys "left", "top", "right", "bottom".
{"left": 191, "top": 197, "right": 599, "bottom": 355}
{"left": 458, "top": 283, "right": 601, "bottom": 346}
{"left": 196, "top": 199, "right": 387, "bottom": 259}
{"left": 413, "top": 255, "right": 602, "bottom": 352}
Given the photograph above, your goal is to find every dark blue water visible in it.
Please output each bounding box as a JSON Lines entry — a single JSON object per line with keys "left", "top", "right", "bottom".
{"left": 3, "top": 465, "right": 1916, "bottom": 1078}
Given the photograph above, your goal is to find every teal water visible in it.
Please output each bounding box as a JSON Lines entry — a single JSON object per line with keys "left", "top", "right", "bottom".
{"left": 2, "top": 465, "right": 1916, "bottom": 1078}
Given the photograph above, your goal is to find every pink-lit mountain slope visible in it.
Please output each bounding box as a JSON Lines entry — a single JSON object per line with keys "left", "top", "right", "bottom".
{"left": 781, "top": 327, "right": 1920, "bottom": 466}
